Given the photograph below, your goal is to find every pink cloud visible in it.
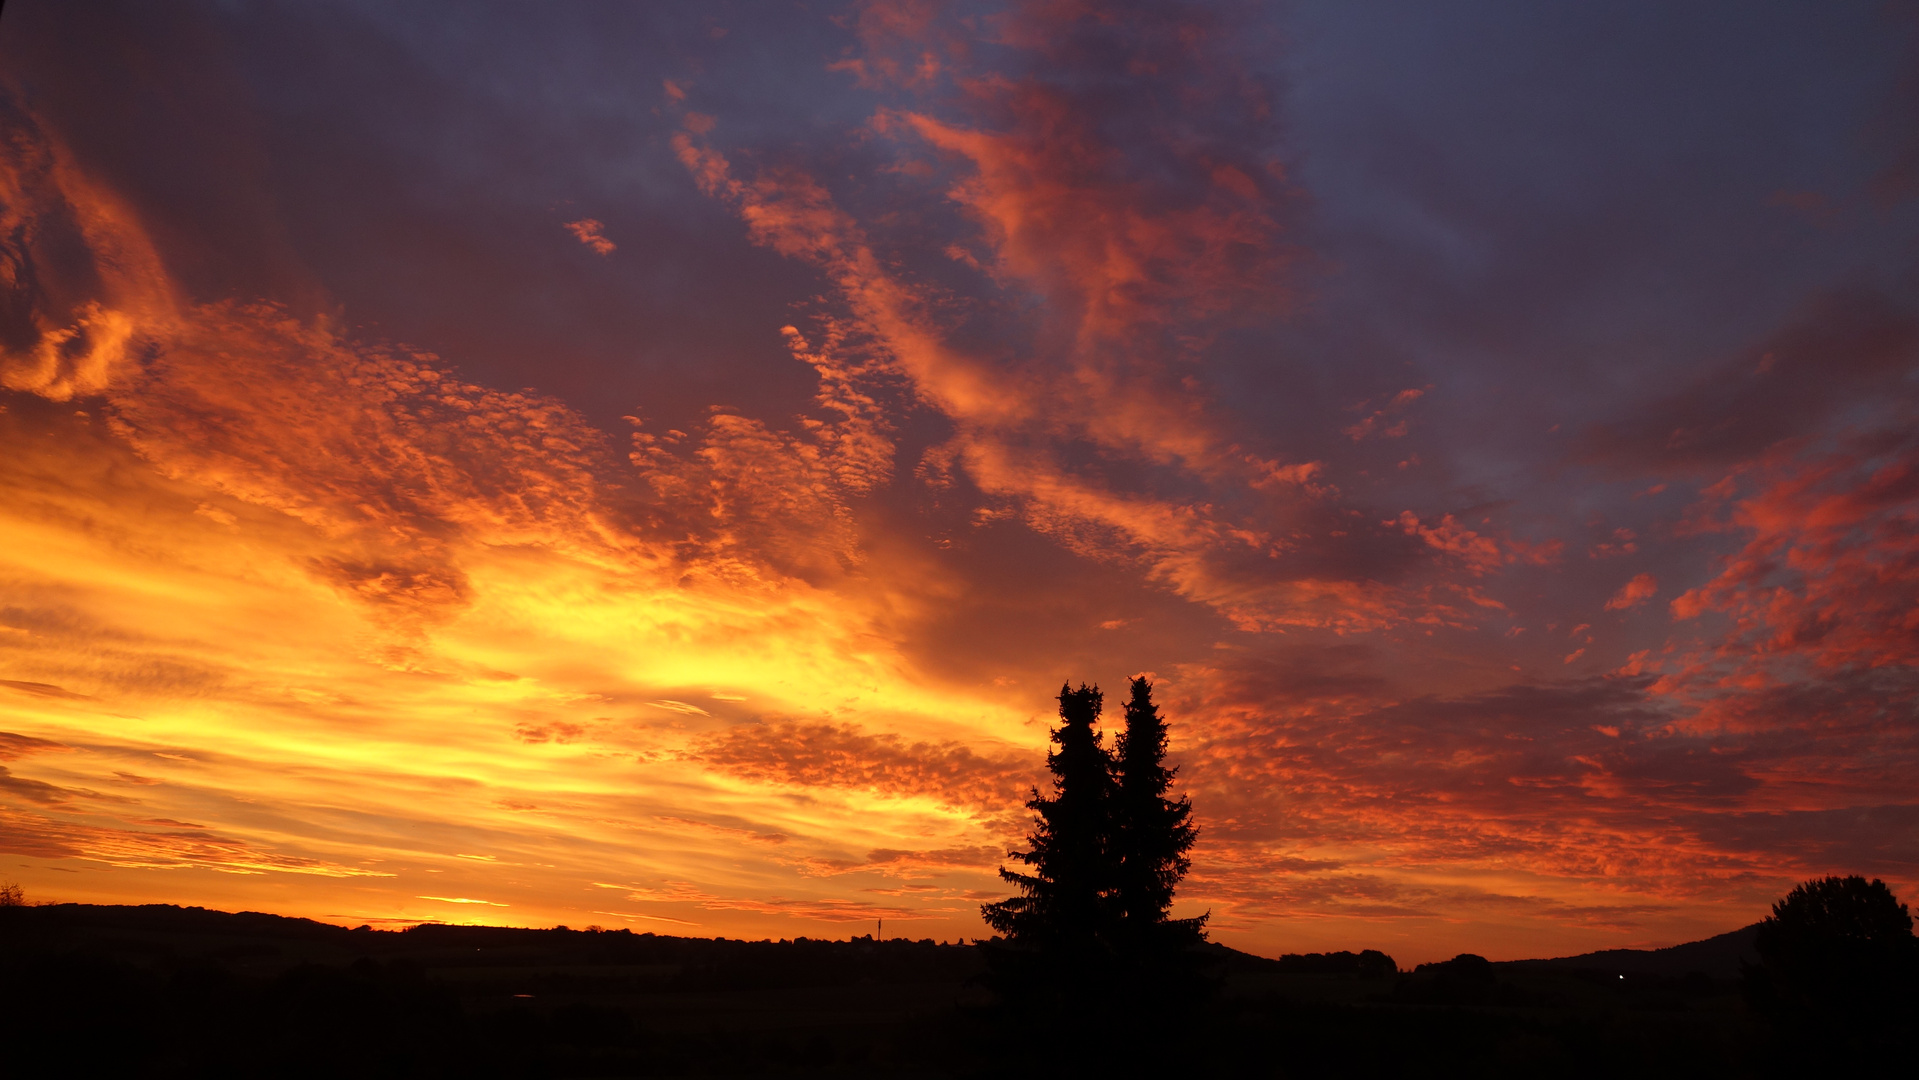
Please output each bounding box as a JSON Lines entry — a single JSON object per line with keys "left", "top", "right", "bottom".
{"left": 563, "top": 218, "right": 616, "bottom": 255}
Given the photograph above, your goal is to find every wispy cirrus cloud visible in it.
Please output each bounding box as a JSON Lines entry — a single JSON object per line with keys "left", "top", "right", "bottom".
{"left": 665, "top": 4, "right": 1518, "bottom": 637}
{"left": 0, "top": 802, "right": 393, "bottom": 876}
{"left": 0, "top": 730, "right": 71, "bottom": 758}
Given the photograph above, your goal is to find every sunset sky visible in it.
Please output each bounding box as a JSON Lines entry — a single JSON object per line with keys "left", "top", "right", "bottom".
{"left": 3, "top": 1, "right": 1917, "bottom": 965}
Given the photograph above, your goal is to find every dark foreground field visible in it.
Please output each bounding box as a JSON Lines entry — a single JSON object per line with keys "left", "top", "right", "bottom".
{"left": 1, "top": 904, "right": 1766, "bottom": 1077}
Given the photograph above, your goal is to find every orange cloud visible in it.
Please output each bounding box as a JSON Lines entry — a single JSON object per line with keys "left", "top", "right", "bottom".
{"left": 1670, "top": 437, "right": 1919, "bottom": 671}
{"left": 1605, "top": 572, "right": 1658, "bottom": 611}
{"left": 687, "top": 720, "right": 1037, "bottom": 818}
{"left": 0, "top": 730, "right": 71, "bottom": 758}
{"left": 0, "top": 104, "right": 178, "bottom": 400}
{"left": 1344, "top": 388, "right": 1427, "bottom": 441}
{"left": 563, "top": 218, "right": 616, "bottom": 255}
{"left": 1391, "top": 511, "right": 1507, "bottom": 577}
{"left": 0, "top": 802, "right": 391, "bottom": 876}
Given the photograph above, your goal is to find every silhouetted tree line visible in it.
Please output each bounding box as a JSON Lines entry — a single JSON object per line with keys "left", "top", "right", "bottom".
{"left": 8, "top": 874, "right": 1919, "bottom": 1074}
{"left": 977, "top": 677, "right": 1205, "bottom": 1046}
{"left": 1272, "top": 948, "right": 1398, "bottom": 978}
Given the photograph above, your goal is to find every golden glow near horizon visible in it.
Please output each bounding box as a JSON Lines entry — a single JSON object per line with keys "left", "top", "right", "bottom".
{"left": 4, "top": 3, "right": 1916, "bottom": 968}
{"left": 1, "top": 396, "right": 1034, "bottom": 933}
{"left": 10, "top": 369, "right": 1015, "bottom": 862}
{"left": 0, "top": 119, "right": 1053, "bottom": 941}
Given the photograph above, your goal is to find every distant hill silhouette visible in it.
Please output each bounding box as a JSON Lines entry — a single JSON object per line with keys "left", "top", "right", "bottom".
{"left": 5, "top": 901, "right": 1755, "bottom": 977}
{"left": 1500, "top": 923, "right": 1761, "bottom": 979}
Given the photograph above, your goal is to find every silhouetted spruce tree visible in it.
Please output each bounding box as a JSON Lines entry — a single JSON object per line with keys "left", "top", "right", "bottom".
{"left": 981, "top": 683, "right": 1114, "bottom": 957}
{"left": 1111, "top": 676, "right": 1205, "bottom": 951}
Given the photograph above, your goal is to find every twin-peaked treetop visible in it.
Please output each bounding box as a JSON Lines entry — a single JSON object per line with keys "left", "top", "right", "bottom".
{"left": 980, "top": 677, "right": 1202, "bottom": 957}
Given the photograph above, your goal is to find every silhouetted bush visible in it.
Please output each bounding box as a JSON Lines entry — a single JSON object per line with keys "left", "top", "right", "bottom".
{"left": 1424, "top": 952, "right": 1496, "bottom": 986}
{"left": 1357, "top": 948, "right": 1398, "bottom": 979}
{"left": 1395, "top": 953, "right": 1533, "bottom": 1006}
